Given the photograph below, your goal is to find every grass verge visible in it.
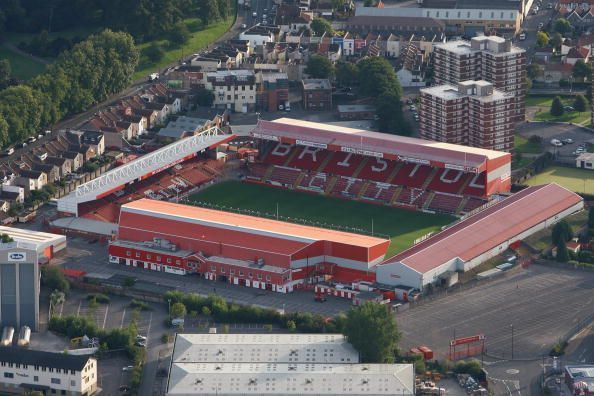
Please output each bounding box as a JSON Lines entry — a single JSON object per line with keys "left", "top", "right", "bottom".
{"left": 0, "top": 45, "right": 47, "bottom": 80}
{"left": 524, "top": 166, "right": 594, "bottom": 194}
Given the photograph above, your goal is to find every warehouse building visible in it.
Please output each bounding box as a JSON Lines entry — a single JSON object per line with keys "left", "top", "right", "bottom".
{"left": 166, "top": 333, "right": 414, "bottom": 396}
{"left": 0, "top": 244, "right": 40, "bottom": 331}
{"left": 0, "top": 226, "right": 66, "bottom": 260}
{"left": 376, "top": 183, "right": 584, "bottom": 290}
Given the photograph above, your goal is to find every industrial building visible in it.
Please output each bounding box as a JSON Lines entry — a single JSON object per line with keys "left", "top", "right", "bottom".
{"left": 109, "top": 199, "right": 391, "bottom": 292}
{"left": 420, "top": 80, "right": 516, "bottom": 151}
{"left": 0, "top": 347, "right": 97, "bottom": 395}
{"left": 376, "top": 183, "right": 584, "bottom": 290}
{"left": 564, "top": 365, "right": 594, "bottom": 394}
{"left": 0, "top": 226, "right": 66, "bottom": 260}
{"left": 166, "top": 333, "right": 415, "bottom": 396}
{"left": 0, "top": 244, "right": 40, "bottom": 331}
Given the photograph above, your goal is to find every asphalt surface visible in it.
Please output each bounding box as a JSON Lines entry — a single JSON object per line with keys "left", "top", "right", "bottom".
{"left": 517, "top": 122, "right": 594, "bottom": 158}
{"left": 515, "top": 3, "right": 556, "bottom": 60}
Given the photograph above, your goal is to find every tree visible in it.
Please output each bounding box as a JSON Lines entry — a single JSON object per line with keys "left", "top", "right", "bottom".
{"left": 0, "top": 59, "right": 10, "bottom": 85}
{"left": 357, "top": 57, "right": 403, "bottom": 99}
{"left": 552, "top": 219, "right": 573, "bottom": 246}
{"left": 527, "top": 63, "right": 542, "bottom": 80}
{"left": 310, "top": 18, "right": 334, "bottom": 36}
{"left": 573, "top": 94, "right": 588, "bottom": 112}
{"left": 305, "top": 55, "right": 334, "bottom": 78}
{"left": 343, "top": 302, "right": 400, "bottom": 363}
{"left": 554, "top": 18, "right": 571, "bottom": 35}
{"left": 194, "top": 87, "right": 215, "bottom": 106}
{"left": 376, "top": 92, "right": 410, "bottom": 136}
{"left": 170, "top": 302, "right": 187, "bottom": 319}
{"left": 549, "top": 32, "right": 563, "bottom": 50}
{"left": 550, "top": 96, "right": 564, "bottom": 117}
{"left": 144, "top": 43, "right": 165, "bottom": 63}
{"left": 572, "top": 59, "right": 592, "bottom": 81}
{"left": 536, "top": 31, "right": 549, "bottom": 48}
{"left": 335, "top": 62, "right": 358, "bottom": 87}
{"left": 168, "top": 22, "right": 191, "bottom": 45}
{"left": 41, "top": 266, "right": 70, "bottom": 293}
{"left": 589, "top": 206, "right": 594, "bottom": 228}
{"left": 556, "top": 239, "right": 570, "bottom": 262}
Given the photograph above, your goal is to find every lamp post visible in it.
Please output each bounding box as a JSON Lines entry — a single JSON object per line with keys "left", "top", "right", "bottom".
{"left": 168, "top": 299, "right": 171, "bottom": 320}
{"left": 511, "top": 324, "right": 515, "bottom": 359}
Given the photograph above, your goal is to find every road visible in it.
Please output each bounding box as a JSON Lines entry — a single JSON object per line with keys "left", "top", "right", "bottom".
{"left": 515, "top": 5, "right": 556, "bottom": 60}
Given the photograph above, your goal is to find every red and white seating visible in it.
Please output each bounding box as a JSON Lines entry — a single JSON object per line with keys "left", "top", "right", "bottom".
{"left": 357, "top": 157, "right": 396, "bottom": 183}
{"left": 392, "top": 163, "right": 431, "bottom": 189}
{"left": 268, "top": 166, "right": 301, "bottom": 186}
{"left": 320, "top": 151, "right": 365, "bottom": 177}
{"left": 246, "top": 163, "right": 269, "bottom": 181}
{"left": 299, "top": 172, "right": 328, "bottom": 191}
{"left": 287, "top": 146, "right": 329, "bottom": 171}
{"left": 427, "top": 169, "right": 469, "bottom": 195}
{"left": 263, "top": 143, "right": 294, "bottom": 166}
{"left": 463, "top": 173, "right": 486, "bottom": 197}
{"left": 332, "top": 177, "right": 365, "bottom": 197}
{"left": 428, "top": 193, "right": 463, "bottom": 214}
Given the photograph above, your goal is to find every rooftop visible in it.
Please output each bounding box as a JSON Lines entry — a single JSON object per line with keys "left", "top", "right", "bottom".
{"left": 172, "top": 334, "right": 358, "bottom": 364}
{"left": 577, "top": 152, "right": 594, "bottom": 162}
{"left": 0, "top": 225, "right": 65, "bottom": 250}
{"left": 252, "top": 118, "right": 509, "bottom": 168}
{"left": 0, "top": 347, "right": 91, "bottom": 372}
{"left": 337, "top": 104, "right": 376, "bottom": 113}
{"left": 302, "top": 79, "right": 332, "bottom": 90}
{"left": 121, "top": 199, "right": 388, "bottom": 249}
{"left": 381, "top": 184, "right": 583, "bottom": 273}
{"left": 167, "top": 363, "right": 414, "bottom": 395}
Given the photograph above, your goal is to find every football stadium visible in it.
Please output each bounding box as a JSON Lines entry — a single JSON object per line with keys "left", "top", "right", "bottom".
{"left": 57, "top": 118, "right": 584, "bottom": 296}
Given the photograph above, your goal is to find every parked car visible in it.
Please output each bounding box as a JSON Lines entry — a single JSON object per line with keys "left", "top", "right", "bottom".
{"left": 122, "top": 366, "right": 134, "bottom": 372}
{"left": 26, "top": 136, "right": 36, "bottom": 143}
{"left": 550, "top": 139, "right": 563, "bottom": 147}
{"left": 564, "top": 106, "right": 575, "bottom": 112}
{"left": 547, "top": 3, "right": 553, "bottom": 8}
{"left": 240, "top": 23, "right": 247, "bottom": 28}
{"left": 3, "top": 147, "right": 14, "bottom": 156}
{"left": 562, "top": 138, "right": 574, "bottom": 144}
{"left": 519, "top": 31, "right": 526, "bottom": 40}
{"left": 135, "top": 340, "right": 146, "bottom": 347}
{"left": 538, "top": 22, "right": 544, "bottom": 30}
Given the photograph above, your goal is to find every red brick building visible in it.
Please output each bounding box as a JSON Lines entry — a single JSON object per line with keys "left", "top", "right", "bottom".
{"left": 420, "top": 80, "right": 516, "bottom": 151}
{"left": 302, "top": 79, "right": 332, "bottom": 111}
{"left": 256, "top": 72, "right": 289, "bottom": 112}
{"left": 433, "top": 36, "right": 526, "bottom": 123}
{"left": 108, "top": 199, "right": 390, "bottom": 293}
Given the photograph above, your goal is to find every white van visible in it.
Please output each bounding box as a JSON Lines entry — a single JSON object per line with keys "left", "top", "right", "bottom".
{"left": 550, "top": 139, "right": 562, "bottom": 147}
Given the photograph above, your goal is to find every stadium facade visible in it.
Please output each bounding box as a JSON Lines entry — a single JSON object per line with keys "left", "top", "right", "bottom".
{"left": 109, "top": 199, "right": 390, "bottom": 292}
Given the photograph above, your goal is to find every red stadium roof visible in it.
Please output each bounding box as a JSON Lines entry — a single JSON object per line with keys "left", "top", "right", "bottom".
{"left": 252, "top": 118, "right": 509, "bottom": 169}
{"left": 380, "top": 183, "right": 583, "bottom": 274}
{"left": 121, "top": 199, "right": 388, "bottom": 250}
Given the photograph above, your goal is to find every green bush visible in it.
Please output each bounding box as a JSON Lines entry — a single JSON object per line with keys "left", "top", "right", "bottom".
{"left": 129, "top": 299, "right": 151, "bottom": 311}
{"left": 86, "top": 293, "right": 110, "bottom": 304}
{"left": 453, "top": 359, "right": 482, "bottom": 377}
{"left": 41, "top": 266, "right": 70, "bottom": 293}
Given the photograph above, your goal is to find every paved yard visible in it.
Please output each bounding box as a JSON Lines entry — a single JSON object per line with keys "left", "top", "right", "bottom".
{"left": 397, "top": 264, "right": 594, "bottom": 360}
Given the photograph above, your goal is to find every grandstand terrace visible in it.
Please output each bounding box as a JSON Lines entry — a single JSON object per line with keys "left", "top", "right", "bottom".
{"left": 78, "top": 156, "right": 223, "bottom": 224}
{"left": 247, "top": 118, "right": 511, "bottom": 215}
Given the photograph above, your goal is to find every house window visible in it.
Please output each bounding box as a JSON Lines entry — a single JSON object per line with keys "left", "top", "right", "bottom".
{"left": 4, "top": 373, "right": 13, "bottom": 378}
{"left": 230, "top": 269, "right": 235, "bottom": 275}
{"left": 258, "top": 274, "right": 262, "bottom": 280}
{"left": 34, "top": 376, "right": 39, "bottom": 382}
{"left": 220, "top": 267, "right": 225, "bottom": 274}
{"left": 71, "top": 380, "right": 76, "bottom": 387}
{"left": 239, "top": 271, "right": 244, "bottom": 276}
{"left": 167, "top": 258, "right": 172, "bottom": 264}
{"left": 248, "top": 272, "right": 253, "bottom": 278}
{"left": 126, "top": 251, "right": 131, "bottom": 257}
{"left": 136, "top": 252, "right": 140, "bottom": 258}
{"left": 147, "top": 254, "right": 152, "bottom": 260}
{"left": 176, "top": 260, "right": 181, "bottom": 265}
{"left": 51, "top": 378, "right": 61, "bottom": 384}
{"left": 227, "top": 95, "right": 231, "bottom": 100}
{"left": 266, "top": 275, "right": 271, "bottom": 281}
{"left": 156, "top": 256, "right": 161, "bottom": 262}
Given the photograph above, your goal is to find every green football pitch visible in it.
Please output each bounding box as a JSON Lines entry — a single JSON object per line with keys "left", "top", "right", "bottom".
{"left": 188, "top": 181, "right": 454, "bottom": 258}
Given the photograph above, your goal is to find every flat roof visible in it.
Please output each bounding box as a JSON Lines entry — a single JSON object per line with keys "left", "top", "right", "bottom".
{"left": 252, "top": 118, "right": 508, "bottom": 167}
{"left": 51, "top": 217, "right": 118, "bottom": 236}
{"left": 382, "top": 184, "right": 583, "bottom": 273}
{"left": 577, "top": 153, "right": 594, "bottom": 162}
{"left": 167, "top": 363, "right": 414, "bottom": 395}
{"left": 0, "top": 225, "right": 66, "bottom": 251}
{"left": 302, "top": 79, "right": 331, "bottom": 90}
{"left": 337, "top": 104, "right": 376, "bottom": 112}
{"left": 121, "top": 199, "right": 388, "bottom": 249}
{"left": 172, "top": 334, "right": 358, "bottom": 364}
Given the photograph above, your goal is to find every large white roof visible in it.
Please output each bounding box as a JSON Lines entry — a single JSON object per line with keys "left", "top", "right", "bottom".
{"left": 166, "top": 363, "right": 415, "bottom": 395}
{"left": 172, "top": 333, "right": 359, "bottom": 364}
{"left": 0, "top": 226, "right": 66, "bottom": 253}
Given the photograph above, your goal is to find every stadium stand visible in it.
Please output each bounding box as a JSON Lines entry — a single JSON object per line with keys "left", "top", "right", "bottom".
{"left": 248, "top": 119, "right": 512, "bottom": 215}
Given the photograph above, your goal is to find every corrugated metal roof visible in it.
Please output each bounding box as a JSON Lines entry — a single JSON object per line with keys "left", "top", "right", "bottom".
{"left": 381, "top": 183, "right": 583, "bottom": 273}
